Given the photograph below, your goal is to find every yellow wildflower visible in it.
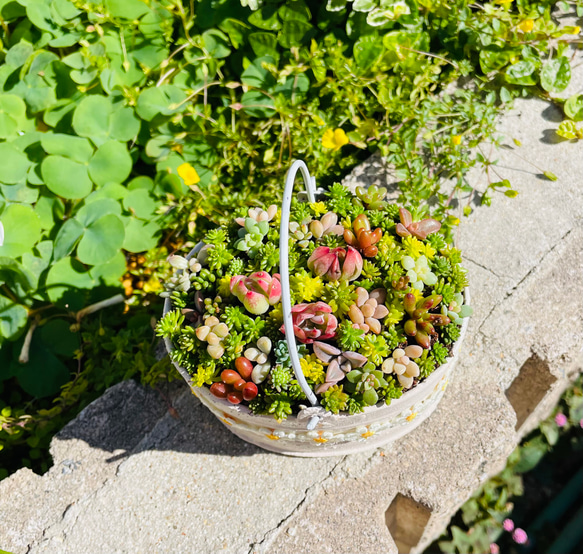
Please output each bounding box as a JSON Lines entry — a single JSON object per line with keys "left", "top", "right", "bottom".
{"left": 300, "top": 355, "right": 326, "bottom": 384}
{"left": 310, "top": 201, "right": 327, "bottom": 216}
{"left": 322, "top": 128, "right": 349, "bottom": 151}
{"left": 290, "top": 270, "right": 325, "bottom": 302}
{"left": 518, "top": 19, "right": 534, "bottom": 33}
{"left": 177, "top": 163, "right": 200, "bottom": 187}
{"left": 452, "top": 135, "right": 462, "bottom": 146}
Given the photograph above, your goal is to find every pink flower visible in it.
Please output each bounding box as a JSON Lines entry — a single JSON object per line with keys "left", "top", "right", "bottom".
{"left": 230, "top": 271, "right": 282, "bottom": 315}
{"left": 490, "top": 544, "right": 500, "bottom": 554}
{"left": 395, "top": 207, "right": 441, "bottom": 240}
{"left": 555, "top": 413, "right": 567, "bottom": 427}
{"left": 281, "top": 301, "right": 338, "bottom": 344}
{"left": 307, "top": 246, "right": 363, "bottom": 282}
{"left": 502, "top": 519, "right": 514, "bottom": 532}
{"left": 580, "top": 419, "right": 583, "bottom": 429}
{"left": 512, "top": 528, "right": 528, "bottom": 545}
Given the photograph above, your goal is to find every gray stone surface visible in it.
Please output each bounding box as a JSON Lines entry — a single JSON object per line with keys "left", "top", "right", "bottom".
{"left": 1, "top": 54, "right": 582, "bottom": 554}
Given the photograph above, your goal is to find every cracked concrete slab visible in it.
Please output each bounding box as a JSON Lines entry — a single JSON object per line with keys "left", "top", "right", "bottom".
{"left": 1, "top": 50, "right": 582, "bottom": 554}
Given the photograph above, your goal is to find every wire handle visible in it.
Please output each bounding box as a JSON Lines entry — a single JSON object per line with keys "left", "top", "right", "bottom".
{"left": 279, "top": 160, "right": 319, "bottom": 408}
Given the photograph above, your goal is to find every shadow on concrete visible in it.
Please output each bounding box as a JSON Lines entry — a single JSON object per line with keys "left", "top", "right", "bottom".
{"left": 540, "top": 128, "right": 568, "bottom": 145}
{"left": 56, "top": 378, "right": 262, "bottom": 462}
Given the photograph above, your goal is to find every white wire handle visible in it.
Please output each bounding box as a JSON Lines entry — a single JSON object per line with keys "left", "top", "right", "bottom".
{"left": 279, "top": 160, "right": 319, "bottom": 407}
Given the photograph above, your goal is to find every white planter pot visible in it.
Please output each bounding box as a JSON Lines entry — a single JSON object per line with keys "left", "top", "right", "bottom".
{"left": 163, "top": 289, "right": 470, "bottom": 457}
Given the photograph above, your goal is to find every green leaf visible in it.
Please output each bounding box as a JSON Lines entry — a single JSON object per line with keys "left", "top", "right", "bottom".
{"left": 241, "top": 55, "right": 277, "bottom": 88}
{"left": 90, "top": 251, "right": 126, "bottom": 287}
{"left": 0, "top": 143, "right": 31, "bottom": 184}
{"left": 76, "top": 198, "right": 122, "bottom": 226}
{"left": 41, "top": 133, "right": 94, "bottom": 163}
{"left": 0, "top": 294, "right": 28, "bottom": 344}
{"left": 109, "top": 104, "right": 140, "bottom": 142}
{"left": 543, "top": 170, "right": 558, "bottom": 181}
{"left": 53, "top": 218, "right": 84, "bottom": 260}
{"left": 122, "top": 189, "right": 158, "bottom": 219}
{"left": 5, "top": 40, "right": 33, "bottom": 67}
{"left": 514, "top": 436, "right": 547, "bottom": 473}
{"left": 0, "top": 204, "right": 41, "bottom": 258}
{"left": 505, "top": 60, "right": 537, "bottom": 86}
{"left": 540, "top": 57, "right": 571, "bottom": 92}
{"left": 40, "top": 319, "right": 79, "bottom": 357}
{"left": 14, "top": 336, "right": 70, "bottom": 398}
{"left": 128, "top": 176, "right": 154, "bottom": 191}
{"left": 122, "top": 217, "right": 160, "bottom": 253}
{"left": 354, "top": 35, "right": 383, "bottom": 70}
{"left": 564, "top": 94, "right": 583, "bottom": 122}
{"left": 504, "top": 190, "right": 519, "bottom": 198}
{"left": 136, "top": 85, "right": 186, "bottom": 121}
{"left": 202, "top": 29, "right": 231, "bottom": 58}
{"left": 105, "top": 0, "right": 150, "bottom": 20}
{"left": 77, "top": 214, "right": 125, "bottom": 266}
{"left": 249, "top": 32, "right": 279, "bottom": 58}
{"left": 0, "top": 256, "right": 35, "bottom": 292}
{"left": 45, "top": 257, "right": 95, "bottom": 309}
{"left": 278, "top": 19, "right": 313, "bottom": 48}
{"left": 72, "top": 95, "right": 111, "bottom": 146}
{"left": 0, "top": 94, "right": 28, "bottom": 138}
{"left": 248, "top": 5, "right": 281, "bottom": 30}
{"left": 88, "top": 140, "right": 132, "bottom": 186}
{"left": 41, "top": 155, "right": 93, "bottom": 199}
{"left": 556, "top": 120, "right": 582, "bottom": 140}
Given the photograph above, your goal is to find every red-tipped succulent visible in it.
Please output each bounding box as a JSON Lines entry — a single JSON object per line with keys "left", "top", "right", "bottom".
{"left": 281, "top": 301, "right": 338, "bottom": 344}
{"left": 344, "top": 214, "right": 382, "bottom": 257}
{"left": 230, "top": 271, "right": 282, "bottom": 315}
{"left": 403, "top": 292, "right": 449, "bottom": 349}
{"left": 395, "top": 207, "right": 441, "bottom": 240}
{"left": 307, "top": 246, "right": 363, "bottom": 282}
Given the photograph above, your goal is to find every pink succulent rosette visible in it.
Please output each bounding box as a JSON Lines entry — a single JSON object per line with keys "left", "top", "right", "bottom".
{"left": 307, "top": 245, "right": 363, "bottom": 282}
{"left": 281, "top": 301, "right": 338, "bottom": 344}
{"left": 395, "top": 207, "right": 441, "bottom": 240}
{"left": 230, "top": 271, "right": 282, "bottom": 315}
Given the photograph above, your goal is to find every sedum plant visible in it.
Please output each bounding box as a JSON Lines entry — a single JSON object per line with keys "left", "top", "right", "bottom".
{"left": 159, "top": 184, "right": 472, "bottom": 420}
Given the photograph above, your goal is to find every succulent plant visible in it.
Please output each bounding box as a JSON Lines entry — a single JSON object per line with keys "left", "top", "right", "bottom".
{"left": 307, "top": 246, "right": 363, "bottom": 282}
{"left": 336, "top": 320, "right": 365, "bottom": 351}
{"left": 312, "top": 341, "right": 367, "bottom": 394}
{"left": 395, "top": 207, "right": 441, "bottom": 240}
{"left": 441, "top": 292, "right": 473, "bottom": 324}
{"left": 320, "top": 385, "right": 349, "bottom": 414}
{"left": 401, "top": 255, "right": 438, "bottom": 291}
{"left": 234, "top": 218, "right": 269, "bottom": 257}
{"left": 309, "top": 211, "right": 345, "bottom": 239}
{"left": 345, "top": 365, "right": 388, "bottom": 405}
{"left": 282, "top": 301, "right": 338, "bottom": 344}
{"left": 235, "top": 205, "right": 277, "bottom": 226}
{"left": 355, "top": 185, "right": 387, "bottom": 210}
{"left": 348, "top": 287, "right": 389, "bottom": 334}
{"left": 230, "top": 271, "right": 282, "bottom": 315}
{"left": 403, "top": 293, "right": 449, "bottom": 349}
{"left": 269, "top": 364, "right": 293, "bottom": 392}
{"left": 381, "top": 345, "right": 423, "bottom": 389}
{"left": 195, "top": 316, "right": 229, "bottom": 359}
{"left": 344, "top": 214, "right": 383, "bottom": 257}
{"left": 289, "top": 221, "right": 313, "bottom": 248}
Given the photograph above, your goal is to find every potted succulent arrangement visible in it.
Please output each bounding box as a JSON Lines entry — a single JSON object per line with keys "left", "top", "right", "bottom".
{"left": 157, "top": 161, "right": 472, "bottom": 456}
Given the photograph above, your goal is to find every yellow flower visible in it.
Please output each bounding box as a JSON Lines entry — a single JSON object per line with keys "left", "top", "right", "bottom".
{"left": 142, "top": 277, "right": 162, "bottom": 293}
{"left": 310, "top": 201, "right": 327, "bottom": 216}
{"left": 401, "top": 236, "right": 435, "bottom": 260}
{"left": 452, "top": 135, "right": 462, "bottom": 146}
{"left": 177, "top": 163, "right": 200, "bottom": 187}
{"left": 218, "top": 275, "right": 232, "bottom": 297}
{"left": 300, "top": 354, "right": 326, "bottom": 384}
{"left": 518, "top": 19, "right": 534, "bottom": 33}
{"left": 322, "top": 128, "right": 349, "bottom": 151}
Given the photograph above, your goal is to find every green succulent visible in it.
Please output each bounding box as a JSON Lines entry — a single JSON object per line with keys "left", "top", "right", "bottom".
{"left": 320, "top": 385, "right": 349, "bottom": 414}
{"left": 427, "top": 233, "right": 448, "bottom": 252}
{"left": 257, "top": 242, "right": 279, "bottom": 272}
{"left": 358, "top": 334, "right": 390, "bottom": 366}
{"left": 207, "top": 243, "right": 234, "bottom": 271}
{"left": 321, "top": 280, "right": 357, "bottom": 317}
{"left": 362, "top": 259, "right": 382, "bottom": 281}
{"left": 449, "top": 264, "right": 469, "bottom": 293}
{"left": 167, "top": 290, "right": 188, "bottom": 309}
{"left": 191, "top": 269, "right": 217, "bottom": 292}
{"left": 204, "top": 228, "right": 229, "bottom": 246}
{"left": 155, "top": 309, "right": 185, "bottom": 339}
{"left": 431, "top": 256, "right": 452, "bottom": 278}
{"left": 222, "top": 331, "right": 246, "bottom": 362}
{"left": 418, "top": 353, "right": 436, "bottom": 379}
{"left": 347, "top": 396, "right": 367, "bottom": 415}
{"left": 269, "top": 365, "right": 293, "bottom": 392}
{"left": 440, "top": 323, "right": 462, "bottom": 345}
{"left": 326, "top": 183, "right": 354, "bottom": 216}
{"left": 381, "top": 326, "right": 406, "bottom": 351}
{"left": 227, "top": 257, "right": 245, "bottom": 275}
{"left": 356, "top": 184, "right": 387, "bottom": 210}
{"left": 345, "top": 366, "right": 388, "bottom": 406}
{"left": 433, "top": 278, "right": 456, "bottom": 304}
{"left": 379, "top": 376, "right": 404, "bottom": 405}
{"left": 336, "top": 320, "right": 365, "bottom": 351}
{"left": 234, "top": 218, "right": 269, "bottom": 257}
{"left": 431, "top": 342, "right": 450, "bottom": 366}
{"left": 266, "top": 394, "right": 294, "bottom": 421}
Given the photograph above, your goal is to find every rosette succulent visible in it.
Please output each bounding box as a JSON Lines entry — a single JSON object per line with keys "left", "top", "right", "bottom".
{"left": 282, "top": 302, "right": 338, "bottom": 344}
{"left": 307, "top": 246, "right": 363, "bottom": 282}
{"left": 395, "top": 207, "right": 441, "bottom": 240}
{"left": 230, "top": 272, "right": 282, "bottom": 315}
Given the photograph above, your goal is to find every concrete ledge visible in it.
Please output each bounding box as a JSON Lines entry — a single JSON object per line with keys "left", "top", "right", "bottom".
{"left": 1, "top": 55, "right": 582, "bottom": 554}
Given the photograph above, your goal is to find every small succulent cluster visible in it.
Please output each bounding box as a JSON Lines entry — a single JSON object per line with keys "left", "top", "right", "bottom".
{"left": 157, "top": 184, "right": 472, "bottom": 420}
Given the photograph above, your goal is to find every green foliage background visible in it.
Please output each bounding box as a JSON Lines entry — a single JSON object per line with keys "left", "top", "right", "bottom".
{"left": 0, "top": 0, "right": 581, "bottom": 478}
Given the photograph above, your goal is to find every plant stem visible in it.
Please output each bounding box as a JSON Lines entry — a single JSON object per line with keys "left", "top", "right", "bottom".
{"left": 76, "top": 294, "right": 125, "bottom": 322}
{"left": 18, "top": 320, "right": 38, "bottom": 364}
